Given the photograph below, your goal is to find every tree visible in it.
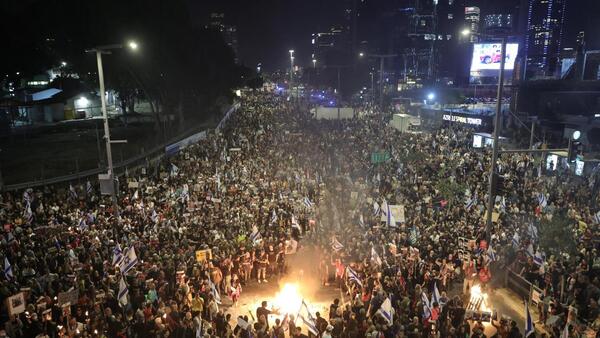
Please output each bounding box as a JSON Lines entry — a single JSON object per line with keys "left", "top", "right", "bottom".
{"left": 538, "top": 214, "right": 577, "bottom": 257}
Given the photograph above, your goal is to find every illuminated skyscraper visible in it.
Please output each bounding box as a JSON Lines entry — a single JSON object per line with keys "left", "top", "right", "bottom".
{"left": 464, "top": 6, "right": 481, "bottom": 43}
{"left": 524, "top": 0, "right": 567, "bottom": 78}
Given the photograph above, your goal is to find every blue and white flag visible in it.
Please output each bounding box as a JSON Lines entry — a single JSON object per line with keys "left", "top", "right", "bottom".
{"left": 23, "top": 202, "right": 33, "bottom": 224}
{"left": 377, "top": 298, "right": 393, "bottom": 325}
{"left": 345, "top": 266, "right": 362, "bottom": 287}
{"left": 593, "top": 211, "right": 600, "bottom": 225}
{"left": 120, "top": 247, "right": 138, "bottom": 274}
{"left": 371, "top": 247, "right": 382, "bottom": 266}
{"left": 4, "top": 258, "right": 13, "bottom": 281}
{"left": 373, "top": 201, "right": 381, "bottom": 216}
{"left": 537, "top": 193, "right": 547, "bottom": 208}
{"left": 303, "top": 197, "right": 313, "bottom": 209}
{"left": 112, "top": 243, "right": 124, "bottom": 266}
{"left": 291, "top": 215, "right": 301, "bottom": 230}
{"left": 69, "top": 184, "right": 78, "bottom": 199}
{"left": 151, "top": 209, "right": 158, "bottom": 223}
{"left": 533, "top": 251, "right": 545, "bottom": 266}
{"left": 525, "top": 302, "right": 535, "bottom": 337}
{"left": 249, "top": 226, "right": 262, "bottom": 244}
{"left": 331, "top": 237, "right": 344, "bottom": 252}
{"left": 528, "top": 223, "right": 539, "bottom": 241}
{"left": 23, "top": 190, "right": 32, "bottom": 204}
{"left": 487, "top": 245, "right": 498, "bottom": 262}
{"left": 381, "top": 200, "right": 388, "bottom": 216}
{"left": 465, "top": 195, "right": 477, "bottom": 210}
{"left": 432, "top": 282, "right": 442, "bottom": 307}
{"left": 512, "top": 233, "right": 520, "bottom": 247}
{"left": 170, "top": 163, "right": 179, "bottom": 176}
{"left": 118, "top": 277, "right": 129, "bottom": 307}
{"left": 299, "top": 300, "right": 319, "bottom": 336}
{"left": 77, "top": 217, "right": 87, "bottom": 230}
{"left": 208, "top": 276, "right": 222, "bottom": 304}
{"left": 385, "top": 203, "right": 396, "bottom": 227}
{"left": 358, "top": 214, "right": 365, "bottom": 228}
{"left": 270, "top": 210, "right": 278, "bottom": 225}
{"left": 526, "top": 244, "right": 535, "bottom": 257}
{"left": 86, "top": 181, "right": 93, "bottom": 195}
{"left": 421, "top": 292, "right": 431, "bottom": 319}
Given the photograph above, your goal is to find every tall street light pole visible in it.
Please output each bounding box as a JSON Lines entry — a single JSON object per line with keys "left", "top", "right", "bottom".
{"left": 485, "top": 37, "right": 507, "bottom": 241}
{"left": 359, "top": 53, "right": 396, "bottom": 110}
{"left": 289, "top": 49, "right": 294, "bottom": 94}
{"left": 86, "top": 41, "right": 138, "bottom": 217}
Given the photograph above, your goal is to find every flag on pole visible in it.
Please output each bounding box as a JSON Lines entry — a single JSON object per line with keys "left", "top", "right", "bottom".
{"left": 331, "top": 237, "right": 344, "bottom": 252}
{"left": 487, "top": 245, "right": 498, "bottom": 262}
{"left": 299, "top": 300, "right": 319, "bottom": 336}
{"left": 345, "top": 266, "right": 362, "bottom": 287}
{"left": 371, "top": 247, "right": 382, "bottom": 266}
{"left": 373, "top": 201, "right": 381, "bottom": 216}
{"left": 512, "top": 233, "right": 520, "bottom": 247}
{"left": 112, "top": 243, "right": 124, "bottom": 266}
{"left": 377, "top": 298, "right": 394, "bottom": 325}
{"left": 120, "top": 247, "right": 138, "bottom": 274}
{"left": 23, "top": 202, "right": 33, "bottom": 224}
{"left": 525, "top": 302, "right": 535, "bottom": 337}
{"left": 23, "top": 190, "right": 32, "bottom": 204}
{"left": 533, "top": 251, "right": 545, "bottom": 266}
{"left": 4, "top": 258, "right": 13, "bottom": 281}
{"left": 303, "top": 197, "right": 313, "bottom": 208}
{"left": 359, "top": 214, "right": 365, "bottom": 228}
{"left": 528, "top": 222, "right": 539, "bottom": 241}
{"left": 385, "top": 203, "right": 396, "bottom": 227}
{"left": 118, "top": 277, "right": 129, "bottom": 307}
{"left": 270, "top": 210, "right": 278, "bottom": 225}
{"left": 86, "top": 181, "right": 93, "bottom": 196}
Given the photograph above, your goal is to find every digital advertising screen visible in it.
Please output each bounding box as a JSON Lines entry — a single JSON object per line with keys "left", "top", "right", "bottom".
{"left": 470, "top": 43, "right": 519, "bottom": 84}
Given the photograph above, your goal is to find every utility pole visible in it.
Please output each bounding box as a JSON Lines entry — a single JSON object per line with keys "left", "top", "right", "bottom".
{"left": 485, "top": 38, "right": 506, "bottom": 241}
{"left": 368, "top": 54, "right": 396, "bottom": 110}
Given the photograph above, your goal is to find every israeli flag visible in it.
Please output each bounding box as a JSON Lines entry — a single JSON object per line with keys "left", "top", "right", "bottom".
{"left": 291, "top": 215, "right": 301, "bottom": 230}
{"left": 23, "top": 190, "right": 32, "bottom": 204}
{"left": 512, "top": 233, "right": 520, "bottom": 247}
{"left": 385, "top": 203, "right": 396, "bottom": 227}
{"left": 371, "top": 247, "right": 382, "bottom": 266}
{"left": 303, "top": 197, "right": 313, "bottom": 209}
{"left": 86, "top": 181, "right": 93, "bottom": 195}
{"left": 359, "top": 214, "right": 365, "bottom": 228}
{"left": 270, "top": 210, "right": 278, "bottom": 225}
{"left": 300, "top": 300, "right": 319, "bottom": 336}
{"left": 345, "top": 266, "right": 362, "bottom": 287}
{"left": 78, "top": 217, "right": 87, "bottom": 230}
{"left": 537, "top": 193, "right": 547, "bottom": 208}
{"left": 528, "top": 223, "right": 539, "bottom": 241}
{"left": 69, "top": 184, "right": 78, "bottom": 199}
{"left": 381, "top": 199, "right": 388, "bottom": 216}
{"left": 432, "top": 282, "right": 442, "bottom": 307}
{"left": 23, "top": 202, "right": 33, "bottom": 224}
{"left": 525, "top": 302, "right": 535, "bottom": 337}
{"left": 421, "top": 292, "right": 431, "bottom": 319}
{"left": 120, "top": 247, "right": 138, "bottom": 274}
{"left": 526, "top": 244, "right": 535, "bottom": 257}
{"left": 208, "top": 276, "right": 222, "bottom": 304}
{"left": 331, "top": 237, "right": 344, "bottom": 252}
{"left": 112, "top": 243, "right": 124, "bottom": 266}
{"left": 377, "top": 298, "right": 393, "bottom": 325}
{"left": 373, "top": 201, "right": 381, "bottom": 216}
{"left": 4, "top": 258, "right": 14, "bottom": 281}
{"left": 118, "top": 277, "right": 129, "bottom": 307}
{"left": 151, "top": 209, "right": 158, "bottom": 223}
{"left": 170, "top": 163, "right": 179, "bottom": 176}
{"left": 249, "top": 226, "right": 262, "bottom": 244}
{"left": 533, "top": 251, "right": 545, "bottom": 266}
{"left": 593, "top": 211, "right": 600, "bottom": 224}
{"left": 465, "top": 195, "right": 477, "bottom": 210}
{"left": 487, "top": 245, "right": 498, "bottom": 262}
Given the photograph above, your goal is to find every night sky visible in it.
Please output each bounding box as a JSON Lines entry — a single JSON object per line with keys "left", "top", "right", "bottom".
{"left": 190, "top": 0, "right": 599, "bottom": 72}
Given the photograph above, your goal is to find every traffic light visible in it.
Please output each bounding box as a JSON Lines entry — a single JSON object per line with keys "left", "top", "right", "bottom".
{"left": 568, "top": 141, "right": 583, "bottom": 162}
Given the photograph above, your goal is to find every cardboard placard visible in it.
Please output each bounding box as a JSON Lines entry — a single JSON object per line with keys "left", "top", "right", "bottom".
{"left": 195, "top": 249, "right": 212, "bottom": 263}
{"left": 128, "top": 181, "right": 139, "bottom": 189}
{"left": 7, "top": 293, "right": 25, "bottom": 316}
{"left": 57, "top": 288, "right": 79, "bottom": 306}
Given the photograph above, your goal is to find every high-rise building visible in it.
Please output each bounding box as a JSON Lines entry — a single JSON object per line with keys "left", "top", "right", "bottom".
{"left": 209, "top": 13, "right": 239, "bottom": 64}
{"left": 464, "top": 7, "right": 481, "bottom": 43}
{"left": 483, "top": 14, "right": 513, "bottom": 36}
{"left": 524, "top": 0, "right": 568, "bottom": 78}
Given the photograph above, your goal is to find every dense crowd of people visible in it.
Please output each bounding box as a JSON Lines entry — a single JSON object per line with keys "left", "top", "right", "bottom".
{"left": 0, "top": 91, "right": 599, "bottom": 338}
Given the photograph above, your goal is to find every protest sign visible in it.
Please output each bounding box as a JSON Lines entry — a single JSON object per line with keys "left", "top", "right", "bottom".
{"left": 57, "top": 288, "right": 79, "bottom": 306}
{"left": 195, "top": 249, "right": 213, "bottom": 262}
{"left": 6, "top": 293, "right": 25, "bottom": 316}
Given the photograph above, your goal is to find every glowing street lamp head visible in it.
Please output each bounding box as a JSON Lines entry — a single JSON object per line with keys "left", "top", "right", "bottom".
{"left": 359, "top": 52, "right": 365, "bottom": 57}
{"left": 427, "top": 93, "right": 435, "bottom": 101}
{"left": 461, "top": 29, "right": 471, "bottom": 37}
{"left": 289, "top": 49, "right": 294, "bottom": 55}
{"left": 128, "top": 41, "right": 139, "bottom": 50}
{"left": 76, "top": 97, "right": 89, "bottom": 108}
{"left": 61, "top": 61, "right": 67, "bottom": 67}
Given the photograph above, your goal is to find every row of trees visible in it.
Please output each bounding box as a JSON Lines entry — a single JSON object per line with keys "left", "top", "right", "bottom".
{"left": 2, "top": 0, "right": 262, "bottom": 132}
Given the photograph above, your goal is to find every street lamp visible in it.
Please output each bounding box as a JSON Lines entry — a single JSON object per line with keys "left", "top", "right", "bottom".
{"left": 289, "top": 49, "right": 295, "bottom": 89}
{"left": 359, "top": 52, "right": 364, "bottom": 58}
{"left": 427, "top": 92, "right": 435, "bottom": 101}
{"left": 461, "top": 28, "right": 471, "bottom": 37}
{"left": 312, "top": 59, "right": 316, "bottom": 68}
{"left": 85, "top": 41, "right": 139, "bottom": 217}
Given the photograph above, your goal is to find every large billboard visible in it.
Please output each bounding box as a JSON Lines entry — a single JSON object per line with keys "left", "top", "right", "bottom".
{"left": 470, "top": 43, "right": 519, "bottom": 84}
